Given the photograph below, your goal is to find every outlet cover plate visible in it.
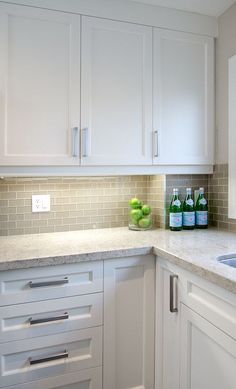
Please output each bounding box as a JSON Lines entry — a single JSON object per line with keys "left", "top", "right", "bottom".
{"left": 32, "top": 195, "right": 50, "bottom": 213}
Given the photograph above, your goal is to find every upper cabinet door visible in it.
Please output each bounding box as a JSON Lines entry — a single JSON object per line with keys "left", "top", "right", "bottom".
{"left": 81, "top": 17, "right": 152, "bottom": 166}
{"left": 153, "top": 29, "right": 214, "bottom": 165}
{"left": 0, "top": 4, "right": 80, "bottom": 166}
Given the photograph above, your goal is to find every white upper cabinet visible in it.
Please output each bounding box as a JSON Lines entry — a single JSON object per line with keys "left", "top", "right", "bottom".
{"left": 81, "top": 16, "right": 153, "bottom": 165}
{"left": 153, "top": 29, "right": 214, "bottom": 165}
{"left": 0, "top": 4, "right": 80, "bottom": 166}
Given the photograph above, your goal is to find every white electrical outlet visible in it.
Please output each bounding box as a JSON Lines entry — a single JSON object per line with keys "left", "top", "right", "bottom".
{"left": 32, "top": 195, "right": 50, "bottom": 213}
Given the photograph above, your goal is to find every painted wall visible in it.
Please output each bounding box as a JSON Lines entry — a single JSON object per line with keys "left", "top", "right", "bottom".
{"left": 216, "top": 2, "right": 236, "bottom": 163}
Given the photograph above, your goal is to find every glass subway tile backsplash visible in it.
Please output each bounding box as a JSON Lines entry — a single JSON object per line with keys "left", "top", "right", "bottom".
{"left": 0, "top": 166, "right": 233, "bottom": 236}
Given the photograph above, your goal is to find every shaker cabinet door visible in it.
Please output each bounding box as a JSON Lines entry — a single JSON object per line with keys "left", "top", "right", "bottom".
{"left": 0, "top": 4, "right": 80, "bottom": 165}
{"left": 103, "top": 255, "right": 155, "bottom": 389}
{"left": 180, "top": 303, "right": 236, "bottom": 389}
{"left": 153, "top": 29, "right": 214, "bottom": 165}
{"left": 81, "top": 16, "right": 153, "bottom": 166}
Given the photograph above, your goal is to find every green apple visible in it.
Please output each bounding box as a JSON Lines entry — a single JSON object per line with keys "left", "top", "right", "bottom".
{"left": 130, "top": 209, "right": 143, "bottom": 221}
{"left": 129, "top": 197, "right": 142, "bottom": 209}
{"left": 138, "top": 217, "right": 152, "bottom": 229}
{"left": 142, "top": 204, "right": 151, "bottom": 215}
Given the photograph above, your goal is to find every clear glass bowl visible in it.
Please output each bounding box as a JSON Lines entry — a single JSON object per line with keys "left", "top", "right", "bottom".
{"left": 128, "top": 214, "right": 152, "bottom": 231}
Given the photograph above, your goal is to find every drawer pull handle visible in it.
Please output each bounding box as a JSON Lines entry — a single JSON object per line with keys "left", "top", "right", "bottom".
{"left": 29, "top": 350, "right": 68, "bottom": 365}
{"left": 29, "top": 312, "right": 69, "bottom": 325}
{"left": 170, "top": 274, "right": 178, "bottom": 313}
{"left": 29, "top": 277, "right": 68, "bottom": 288}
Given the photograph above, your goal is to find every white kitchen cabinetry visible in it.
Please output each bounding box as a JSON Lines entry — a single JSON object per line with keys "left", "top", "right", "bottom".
{"left": 0, "top": 260, "right": 104, "bottom": 388}
{"left": 156, "top": 258, "right": 236, "bottom": 389}
{"left": 153, "top": 29, "right": 214, "bottom": 165}
{"left": 0, "top": 2, "right": 215, "bottom": 174}
{"left": 156, "top": 260, "right": 180, "bottom": 389}
{"left": 180, "top": 304, "right": 236, "bottom": 389}
{"left": 81, "top": 16, "right": 152, "bottom": 166}
{"left": 0, "top": 3, "right": 80, "bottom": 166}
{"left": 104, "top": 255, "right": 155, "bottom": 389}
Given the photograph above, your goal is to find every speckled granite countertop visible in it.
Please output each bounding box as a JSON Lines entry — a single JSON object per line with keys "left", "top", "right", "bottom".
{"left": 0, "top": 227, "right": 236, "bottom": 293}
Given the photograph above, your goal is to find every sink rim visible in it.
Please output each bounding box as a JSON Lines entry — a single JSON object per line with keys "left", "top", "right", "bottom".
{"left": 217, "top": 254, "right": 236, "bottom": 262}
{"left": 217, "top": 254, "right": 236, "bottom": 268}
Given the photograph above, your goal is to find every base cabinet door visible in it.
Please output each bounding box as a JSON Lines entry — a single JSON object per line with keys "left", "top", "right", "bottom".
{"left": 103, "top": 255, "right": 155, "bottom": 389}
{"left": 180, "top": 303, "right": 236, "bottom": 389}
{"left": 155, "top": 261, "right": 180, "bottom": 389}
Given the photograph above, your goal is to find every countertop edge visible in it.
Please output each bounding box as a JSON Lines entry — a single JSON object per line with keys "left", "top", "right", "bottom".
{"left": 0, "top": 246, "right": 153, "bottom": 272}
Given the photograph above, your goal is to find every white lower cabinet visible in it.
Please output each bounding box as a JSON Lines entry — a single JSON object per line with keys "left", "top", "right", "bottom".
{"left": 0, "top": 324, "right": 102, "bottom": 387}
{"left": 6, "top": 367, "right": 102, "bottom": 389}
{"left": 155, "top": 261, "right": 180, "bottom": 389}
{"left": 180, "top": 303, "right": 236, "bottom": 389}
{"left": 156, "top": 257, "right": 236, "bottom": 389}
{"left": 103, "top": 255, "right": 155, "bottom": 389}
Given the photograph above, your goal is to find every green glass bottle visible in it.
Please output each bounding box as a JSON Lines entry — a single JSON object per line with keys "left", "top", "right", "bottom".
{"left": 169, "top": 188, "right": 182, "bottom": 231}
{"left": 196, "top": 187, "right": 208, "bottom": 229}
{"left": 183, "top": 188, "right": 195, "bottom": 230}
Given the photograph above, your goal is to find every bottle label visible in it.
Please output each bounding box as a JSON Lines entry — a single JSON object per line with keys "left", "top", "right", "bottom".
{"left": 183, "top": 212, "right": 195, "bottom": 226}
{"left": 199, "top": 198, "right": 207, "bottom": 206}
{"left": 173, "top": 199, "right": 181, "bottom": 207}
{"left": 196, "top": 211, "right": 208, "bottom": 225}
{"left": 170, "top": 213, "right": 182, "bottom": 227}
{"left": 186, "top": 199, "right": 194, "bottom": 206}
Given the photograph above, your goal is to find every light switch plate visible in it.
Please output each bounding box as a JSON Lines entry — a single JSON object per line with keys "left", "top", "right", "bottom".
{"left": 32, "top": 195, "right": 50, "bottom": 213}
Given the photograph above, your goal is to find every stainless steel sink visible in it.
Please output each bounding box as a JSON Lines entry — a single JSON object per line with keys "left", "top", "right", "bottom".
{"left": 217, "top": 254, "right": 236, "bottom": 268}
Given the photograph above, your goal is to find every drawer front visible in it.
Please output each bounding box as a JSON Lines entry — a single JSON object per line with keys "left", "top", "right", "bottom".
{"left": 5, "top": 367, "right": 102, "bottom": 389}
{"left": 0, "top": 326, "right": 102, "bottom": 388}
{"left": 157, "top": 257, "right": 236, "bottom": 340}
{"left": 182, "top": 275, "right": 236, "bottom": 340}
{"left": 0, "top": 292, "right": 103, "bottom": 343}
{"left": 0, "top": 261, "right": 103, "bottom": 306}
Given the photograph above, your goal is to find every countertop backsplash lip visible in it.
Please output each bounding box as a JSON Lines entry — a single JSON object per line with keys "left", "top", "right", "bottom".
{"left": 0, "top": 226, "right": 236, "bottom": 294}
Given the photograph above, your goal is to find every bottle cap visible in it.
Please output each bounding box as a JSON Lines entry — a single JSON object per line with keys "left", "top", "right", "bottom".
{"left": 199, "top": 187, "right": 204, "bottom": 194}
{"left": 186, "top": 187, "right": 192, "bottom": 193}
{"left": 173, "top": 188, "right": 179, "bottom": 194}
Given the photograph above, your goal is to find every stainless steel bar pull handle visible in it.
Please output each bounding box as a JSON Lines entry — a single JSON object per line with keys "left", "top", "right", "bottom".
{"left": 29, "top": 312, "right": 69, "bottom": 325}
{"left": 153, "top": 130, "right": 158, "bottom": 157}
{"left": 82, "top": 128, "right": 88, "bottom": 157}
{"left": 29, "top": 350, "right": 68, "bottom": 365}
{"left": 72, "top": 127, "right": 79, "bottom": 157}
{"left": 29, "top": 277, "right": 68, "bottom": 288}
{"left": 170, "top": 274, "right": 178, "bottom": 313}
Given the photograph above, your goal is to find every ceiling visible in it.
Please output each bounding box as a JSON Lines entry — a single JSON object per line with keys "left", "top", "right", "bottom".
{"left": 129, "top": 0, "right": 236, "bottom": 17}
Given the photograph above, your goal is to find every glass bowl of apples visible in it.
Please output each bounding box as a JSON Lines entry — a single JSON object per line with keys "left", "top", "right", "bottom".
{"left": 128, "top": 197, "right": 152, "bottom": 231}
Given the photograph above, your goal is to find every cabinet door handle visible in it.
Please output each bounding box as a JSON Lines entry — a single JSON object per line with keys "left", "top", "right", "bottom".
{"left": 82, "top": 127, "right": 89, "bottom": 157}
{"left": 29, "top": 312, "right": 69, "bottom": 325}
{"left": 170, "top": 274, "right": 178, "bottom": 313}
{"left": 72, "top": 127, "right": 79, "bottom": 157}
{"left": 29, "top": 350, "right": 68, "bottom": 365}
{"left": 153, "top": 130, "right": 159, "bottom": 157}
{"left": 29, "top": 277, "right": 68, "bottom": 288}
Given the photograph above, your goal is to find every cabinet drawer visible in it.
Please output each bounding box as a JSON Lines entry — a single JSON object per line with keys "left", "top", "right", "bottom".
{"left": 0, "top": 292, "right": 103, "bottom": 343}
{"left": 5, "top": 367, "right": 102, "bottom": 389}
{"left": 0, "top": 326, "right": 102, "bottom": 388}
{"left": 0, "top": 261, "right": 103, "bottom": 306}
{"left": 182, "top": 275, "right": 236, "bottom": 340}
{"left": 158, "top": 257, "right": 236, "bottom": 340}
